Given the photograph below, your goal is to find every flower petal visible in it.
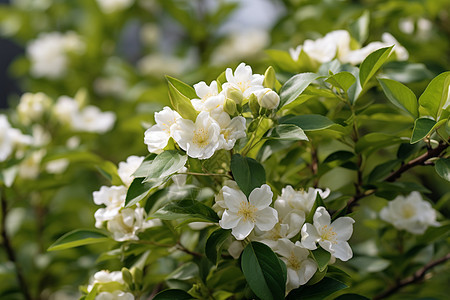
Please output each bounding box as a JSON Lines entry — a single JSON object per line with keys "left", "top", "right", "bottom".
{"left": 249, "top": 184, "right": 273, "bottom": 209}
{"left": 332, "top": 241, "right": 353, "bottom": 261}
{"left": 219, "top": 210, "right": 241, "bottom": 229}
{"left": 232, "top": 218, "right": 254, "bottom": 240}
{"left": 254, "top": 207, "right": 278, "bottom": 231}
{"left": 331, "top": 217, "right": 355, "bottom": 241}
{"left": 222, "top": 186, "right": 247, "bottom": 212}
{"left": 301, "top": 223, "right": 319, "bottom": 250}
{"left": 313, "top": 206, "right": 331, "bottom": 228}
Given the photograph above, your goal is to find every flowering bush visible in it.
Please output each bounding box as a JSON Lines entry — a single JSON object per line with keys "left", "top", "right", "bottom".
{"left": 1, "top": 1, "right": 450, "bottom": 300}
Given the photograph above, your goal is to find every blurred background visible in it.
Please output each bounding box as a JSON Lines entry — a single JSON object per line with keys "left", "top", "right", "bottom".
{"left": 0, "top": 0, "right": 449, "bottom": 299}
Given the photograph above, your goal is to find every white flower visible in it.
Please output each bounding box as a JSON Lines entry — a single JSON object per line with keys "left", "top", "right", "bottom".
{"left": 107, "top": 207, "right": 159, "bottom": 242}
{"left": 18, "top": 149, "right": 46, "bottom": 179}
{"left": 87, "top": 270, "right": 124, "bottom": 292}
{"left": 274, "top": 186, "right": 330, "bottom": 219}
{"left": 93, "top": 186, "right": 127, "bottom": 228}
{"left": 96, "top": 291, "right": 134, "bottom": 300}
{"left": 172, "top": 111, "right": 221, "bottom": 160}
{"left": 380, "top": 192, "right": 439, "bottom": 235}
{"left": 72, "top": 106, "right": 116, "bottom": 133}
{"left": 96, "top": 0, "right": 134, "bottom": 14}
{"left": 17, "top": 92, "right": 52, "bottom": 125}
{"left": 144, "top": 107, "right": 181, "bottom": 154}
{"left": 216, "top": 115, "right": 246, "bottom": 150}
{"left": 213, "top": 180, "right": 241, "bottom": 217}
{"left": 289, "top": 45, "right": 302, "bottom": 62}
{"left": 118, "top": 156, "right": 145, "bottom": 187}
{"left": 27, "top": 32, "right": 84, "bottom": 79}
{"left": 0, "top": 115, "right": 15, "bottom": 162}
{"left": 45, "top": 158, "right": 69, "bottom": 174}
{"left": 191, "top": 81, "right": 225, "bottom": 112}
{"left": 276, "top": 239, "right": 317, "bottom": 292}
{"left": 303, "top": 37, "right": 337, "bottom": 63}
{"left": 301, "top": 206, "right": 355, "bottom": 261}
{"left": 223, "top": 63, "right": 264, "bottom": 98}
{"left": 255, "top": 88, "right": 280, "bottom": 110}
{"left": 219, "top": 184, "right": 278, "bottom": 240}
{"left": 53, "top": 96, "right": 80, "bottom": 126}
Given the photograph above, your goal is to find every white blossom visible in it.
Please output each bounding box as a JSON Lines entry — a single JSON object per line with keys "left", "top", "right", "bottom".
{"left": 144, "top": 107, "right": 181, "bottom": 154}
{"left": 301, "top": 206, "right": 354, "bottom": 261}
{"left": 53, "top": 96, "right": 80, "bottom": 126}
{"left": 172, "top": 111, "right": 221, "bottom": 160}
{"left": 107, "top": 207, "right": 159, "bottom": 242}
{"left": 87, "top": 270, "right": 124, "bottom": 292}
{"left": 216, "top": 115, "right": 246, "bottom": 150}
{"left": 96, "top": 291, "right": 134, "bottom": 300}
{"left": 45, "top": 159, "right": 69, "bottom": 174}
{"left": 191, "top": 81, "right": 225, "bottom": 112}
{"left": 303, "top": 37, "right": 337, "bottom": 63}
{"left": 93, "top": 186, "right": 127, "bottom": 228}
{"left": 0, "top": 115, "right": 15, "bottom": 162}
{"left": 219, "top": 184, "right": 278, "bottom": 240}
{"left": 223, "top": 63, "right": 264, "bottom": 99}
{"left": 254, "top": 88, "right": 280, "bottom": 110}
{"left": 276, "top": 239, "right": 317, "bottom": 292}
{"left": 213, "top": 180, "right": 241, "bottom": 217}
{"left": 274, "top": 186, "right": 330, "bottom": 219}
{"left": 72, "top": 106, "right": 116, "bottom": 133}
{"left": 118, "top": 156, "right": 145, "bottom": 187}
{"left": 27, "top": 32, "right": 84, "bottom": 79}
{"left": 96, "top": 0, "right": 134, "bottom": 14}
{"left": 17, "top": 92, "right": 52, "bottom": 125}
{"left": 380, "top": 192, "right": 439, "bottom": 235}
{"left": 18, "top": 149, "right": 46, "bottom": 179}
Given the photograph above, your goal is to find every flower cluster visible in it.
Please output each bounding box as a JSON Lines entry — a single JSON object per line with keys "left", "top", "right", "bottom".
{"left": 289, "top": 30, "right": 408, "bottom": 65}
{"left": 216, "top": 183, "right": 355, "bottom": 292}
{"left": 87, "top": 270, "right": 134, "bottom": 300}
{"left": 27, "top": 31, "right": 85, "bottom": 79}
{"left": 93, "top": 156, "right": 160, "bottom": 241}
{"left": 380, "top": 192, "right": 439, "bottom": 234}
{"left": 144, "top": 63, "right": 280, "bottom": 159}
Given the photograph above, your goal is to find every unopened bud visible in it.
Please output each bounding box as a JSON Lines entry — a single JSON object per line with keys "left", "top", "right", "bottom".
{"left": 225, "top": 86, "right": 244, "bottom": 104}
{"left": 257, "top": 88, "right": 280, "bottom": 110}
{"left": 121, "top": 267, "right": 134, "bottom": 289}
{"left": 248, "top": 93, "right": 260, "bottom": 116}
{"left": 224, "top": 97, "right": 237, "bottom": 116}
{"left": 130, "top": 267, "right": 143, "bottom": 286}
{"left": 263, "top": 66, "right": 276, "bottom": 90}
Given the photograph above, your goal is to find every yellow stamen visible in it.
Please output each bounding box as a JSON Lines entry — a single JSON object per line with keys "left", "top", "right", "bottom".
{"left": 320, "top": 224, "right": 337, "bottom": 244}
{"left": 237, "top": 201, "right": 257, "bottom": 222}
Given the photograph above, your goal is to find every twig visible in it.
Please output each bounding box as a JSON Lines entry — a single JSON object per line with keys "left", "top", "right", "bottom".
{"left": 176, "top": 242, "right": 203, "bottom": 258}
{"left": 373, "top": 253, "right": 450, "bottom": 300}
{"left": 1, "top": 189, "right": 33, "bottom": 300}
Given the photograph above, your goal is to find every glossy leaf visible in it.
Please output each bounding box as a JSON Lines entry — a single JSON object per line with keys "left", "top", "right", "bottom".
{"left": 125, "top": 177, "right": 161, "bottom": 208}
{"left": 279, "top": 73, "right": 321, "bottom": 107}
{"left": 166, "top": 75, "right": 197, "bottom": 99}
{"left": 205, "top": 228, "right": 231, "bottom": 265}
{"left": 286, "top": 277, "right": 348, "bottom": 300}
{"left": 435, "top": 158, "right": 450, "bottom": 182}
{"left": 418, "top": 72, "right": 450, "bottom": 120}
{"left": 367, "top": 159, "right": 401, "bottom": 183}
{"left": 359, "top": 46, "right": 393, "bottom": 88}
{"left": 151, "top": 199, "right": 220, "bottom": 223}
{"left": 378, "top": 78, "right": 418, "bottom": 118}
{"left": 267, "top": 124, "right": 309, "bottom": 141}
{"left": 48, "top": 229, "right": 110, "bottom": 251}
{"left": 323, "top": 151, "right": 355, "bottom": 163}
{"left": 326, "top": 71, "right": 356, "bottom": 92}
{"left": 241, "top": 242, "right": 286, "bottom": 300}
{"left": 144, "top": 151, "right": 187, "bottom": 182}
{"left": 230, "top": 154, "right": 266, "bottom": 197}
{"left": 311, "top": 248, "right": 331, "bottom": 272}
{"left": 349, "top": 10, "right": 370, "bottom": 44}
{"left": 410, "top": 117, "right": 437, "bottom": 144}
{"left": 132, "top": 154, "right": 157, "bottom": 178}
{"left": 168, "top": 80, "right": 198, "bottom": 121}
{"left": 280, "top": 114, "right": 335, "bottom": 131}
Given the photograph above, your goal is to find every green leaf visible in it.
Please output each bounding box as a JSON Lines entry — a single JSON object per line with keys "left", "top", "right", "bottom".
{"left": 355, "top": 133, "right": 403, "bottom": 154}
{"left": 435, "top": 158, "right": 450, "bottom": 181}
{"left": 311, "top": 248, "right": 331, "bottom": 272}
{"left": 367, "top": 159, "right": 401, "bottom": 183}
{"left": 230, "top": 154, "right": 266, "bottom": 197}
{"left": 144, "top": 151, "right": 187, "bottom": 182}
{"left": 359, "top": 46, "right": 394, "bottom": 88}
{"left": 418, "top": 72, "right": 450, "bottom": 120}
{"left": 151, "top": 199, "right": 219, "bottom": 223}
{"left": 267, "top": 124, "right": 309, "bottom": 141}
{"left": 96, "top": 161, "right": 123, "bottom": 186}
{"left": 48, "top": 229, "right": 110, "bottom": 251}
{"left": 326, "top": 265, "right": 352, "bottom": 287}
{"left": 378, "top": 78, "right": 418, "bottom": 118}
{"left": 167, "top": 80, "right": 198, "bottom": 121}
{"left": 125, "top": 177, "right": 160, "bottom": 208}
{"left": 279, "top": 114, "right": 335, "bottom": 131}
{"left": 349, "top": 10, "right": 370, "bottom": 44}
{"left": 279, "top": 73, "right": 321, "bottom": 108}
{"left": 166, "top": 75, "right": 197, "bottom": 99}
{"left": 153, "top": 289, "right": 193, "bottom": 300}
{"left": 263, "top": 66, "right": 277, "bottom": 90}
{"left": 132, "top": 154, "right": 157, "bottom": 178}
{"left": 323, "top": 151, "right": 355, "bottom": 163}
{"left": 326, "top": 72, "right": 356, "bottom": 92}
{"left": 286, "top": 277, "right": 348, "bottom": 300}
{"left": 410, "top": 117, "right": 437, "bottom": 144}
{"left": 241, "top": 242, "right": 286, "bottom": 300}
{"left": 205, "top": 228, "right": 231, "bottom": 265}
{"left": 305, "top": 193, "right": 324, "bottom": 224}
{"left": 266, "top": 49, "right": 298, "bottom": 73}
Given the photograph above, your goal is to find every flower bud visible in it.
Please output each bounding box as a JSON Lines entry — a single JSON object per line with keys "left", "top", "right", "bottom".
{"left": 224, "top": 97, "right": 237, "bottom": 116}
{"left": 248, "top": 93, "right": 260, "bottom": 116}
{"left": 257, "top": 88, "right": 280, "bottom": 110}
{"left": 224, "top": 86, "right": 244, "bottom": 104}
{"left": 263, "top": 66, "right": 276, "bottom": 90}
{"left": 121, "top": 267, "right": 134, "bottom": 289}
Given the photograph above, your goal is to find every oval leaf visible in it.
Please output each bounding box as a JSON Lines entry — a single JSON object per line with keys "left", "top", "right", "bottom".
{"left": 378, "top": 78, "right": 418, "bottom": 118}
{"left": 359, "top": 46, "right": 393, "bottom": 88}
{"left": 326, "top": 72, "right": 356, "bottom": 92}
{"left": 286, "top": 277, "right": 348, "bottom": 300}
{"left": 410, "top": 117, "right": 437, "bottom": 144}
{"left": 418, "top": 72, "right": 450, "bottom": 120}
{"left": 125, "top": 177, "right": 162, "bottom": 208}
{"left": 151, "top": 199, "right": 220, "bottom": 223}
{"left": 435, "top": 158, "right": 450, "bottom": 182}
{"left": 280, "top": 114, "right": 335, "bottom": 131}
{"left": 279, "top": 73, "right": 321, "bottom": 108}
{"left": 230, "top": 154, "right": 266, "bottom": 197}
{"left": 48, "top": 229, "right": 110, "bottom": 251}
{"left": 144, "top": 151, "right": 187, "bottom": 182}
{"left": 205, "top": 228, "right": 231, "bottom": 265}
{"left": 153, "top": 289, "right": 193, "bottom": 300}
{"left": 241, "top": 241, "right": 286, "bottom": 300}
{"left": 268, "top": 124, "right": 309, "bottom": 141}
{"left": 166, "top": 75, "right": 197, "bottom": 99}
{"left": 168, "top": 80, "right": 198, "bottom": 121}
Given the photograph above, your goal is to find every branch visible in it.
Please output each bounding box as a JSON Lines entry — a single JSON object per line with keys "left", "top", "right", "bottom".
{"left": 373, "top": 253, "right": 450, "bottom": 300}
{"left": 1, "top": 189, "right": 33, "bottom": 300}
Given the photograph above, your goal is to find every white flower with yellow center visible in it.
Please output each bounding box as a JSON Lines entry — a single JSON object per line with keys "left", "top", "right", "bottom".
{"left": 219, "top": 184, "right": 278, "bottom": 240}
{"left": 191, "top": 80, "right": 225, "bottom": 113}
{"left": 72, "top": 106, "right": 116, "bottom": 133}
{"left": 118, "top": 156, "right": 145, "bottom": 187}
{"left": 93, "top": 186, "right": 127, "bottom": 228}
{"left": 107, "top": 207, "right": 159, "bottom": 242}
{"left": 380, "top": 192, "right": 439, "bottom": 235}
{"left": 301, "top": 206, "right": 354, "bottom": 261}
{"left": 144, "top": 107, "right": 181, "bottom": 154}
{"left": 215, "top": 115, "right": 246, "bottom": 150}
{"left": 223, "top": 62, "right": 264, "bottom": 98}
{"left": 276, "top": 239, "right": 317, "bottom": 292}
{"left": 275, "top": 186, "right": 330, "bottom": 219}
{"left": 172, "top": 111, "right": 221, "bottom": 160}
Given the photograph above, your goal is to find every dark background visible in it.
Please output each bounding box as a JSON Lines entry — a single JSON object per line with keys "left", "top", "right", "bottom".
{"left": 0, "top": 0, "right": 22, "bottom": 109}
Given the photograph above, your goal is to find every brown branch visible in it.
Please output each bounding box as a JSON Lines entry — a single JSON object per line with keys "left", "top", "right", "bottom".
{"left": 344, "top": 139, "right": 449, "bottom": 212}
{"left": 373, "top": 253, "right": 450, "bottom": 300}
{"left": 1, "top": 189, "right": 33, "bottom": 300}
